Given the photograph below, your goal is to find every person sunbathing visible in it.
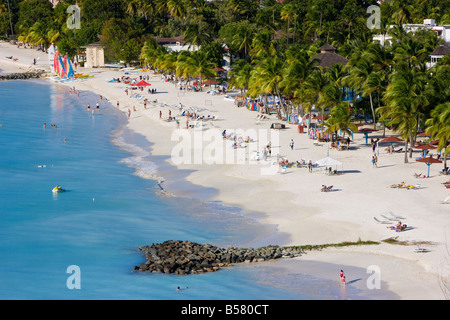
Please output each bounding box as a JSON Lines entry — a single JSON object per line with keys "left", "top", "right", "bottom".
{"left": 387, "top": 221, "right": 402, "bottom": 230}
{"left": 390, "top": 181, "right": 405, "bottom": 188}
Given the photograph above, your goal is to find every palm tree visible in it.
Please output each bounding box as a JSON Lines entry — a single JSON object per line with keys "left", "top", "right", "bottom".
{"left": 167, "top": 0, "right": 187, "bottom": 20}
{"left": 342, "top": 51, "right": 378, "bottom": 129}
{"left": 379, "top": 68, "right": 428, "bottom": 163}
{"left": 249, "top": 29, "right": 275, "bottom": 59}
{"left": 425, "top": 102, "right": 450, "bottom": 174}
{"left": 228, "top": 59, "right": 253, "bottom": 97}
{"left": 280, "top": 4, "right": 297, "bottom": 46}
{"left": 281, "top": 48, "right": 318, "bottom": 126}
{"left": 323, "top": 102, "right": 358, "bottom": 138}
{"left": 250, "top": 55, "right": 286, "bottom": 118}
{"left": 303, "top": 67, "right": 329, "bottom": 123}
{"left": 390, "top": 0, "right": 414, "bottom": 25}
{"left": 127, "top": 0, "right": 155, "bottom": 21}
{"left": 187, "top": 51, "right": 215, "bottom": 88}
{"left": 140, "top": 39, "right": 166, "bottom": 67}
{"left": 231, "top": 21, "right": 256, "bottom": 58}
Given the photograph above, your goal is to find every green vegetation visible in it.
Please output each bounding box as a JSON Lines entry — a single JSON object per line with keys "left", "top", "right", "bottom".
{"left": 282, "top": 238, "right": 380, "bottom": 251}
{"left": 1, "top": 0, "right": 448, "bottom": 170}
{"left": 382, "top": 237, "right": 435, "bottom": 247}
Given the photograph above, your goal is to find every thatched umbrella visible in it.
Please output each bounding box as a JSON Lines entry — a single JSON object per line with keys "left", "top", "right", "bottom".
{"left": 380, "top": 136, "right": 404, "bottom": 154}
{"left": 416, "top": 156, "right": 442, "bottom": 177}
{"left": 358, "top": 128, "right": 378, "bottom": 145}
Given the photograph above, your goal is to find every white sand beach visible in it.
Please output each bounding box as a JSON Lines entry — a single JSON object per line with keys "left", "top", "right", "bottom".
{"left": 1, "top": 40, "right": 449, "bottom": 299}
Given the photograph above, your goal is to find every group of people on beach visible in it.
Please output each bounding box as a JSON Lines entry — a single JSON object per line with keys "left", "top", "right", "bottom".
{"left": 387, "top": 221, "right": 408, "bottom": 232}
{"left": 69, "top": 86, "right": 80, "bottom": 97}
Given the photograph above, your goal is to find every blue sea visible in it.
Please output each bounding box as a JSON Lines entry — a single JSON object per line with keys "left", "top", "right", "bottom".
{"left": 0, "top": 80, "right": 389, "bottom": 300}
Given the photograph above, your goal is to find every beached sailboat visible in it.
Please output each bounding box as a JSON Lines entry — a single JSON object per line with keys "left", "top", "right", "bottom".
{"left": 48, "top": 45, "right": 75, "bottom": 82}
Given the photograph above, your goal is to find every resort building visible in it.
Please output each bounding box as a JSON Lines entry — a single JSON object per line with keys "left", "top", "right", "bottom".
{"left": 156, "top": 35, "right": 199, "bottom": 53}
{"left": 311, "top": 44, "right": 349, "bottom": 69}
{"left": 373, "top": 19, "right": 450, "bottom": 46}
{"left": 80, "top": 41, "right": 105, "bottom": 68}
{"left": 428, "top": 43, "right": 450, "bottom": 68}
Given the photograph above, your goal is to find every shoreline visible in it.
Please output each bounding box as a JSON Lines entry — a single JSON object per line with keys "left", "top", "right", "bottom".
{"left": 1, "top": 40, "right": 449, "bottom": 299}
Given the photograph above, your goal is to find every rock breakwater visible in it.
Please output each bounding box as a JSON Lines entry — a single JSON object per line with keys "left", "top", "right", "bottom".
{"left": 134, "top": 240, "right": 304, "bottom": 275}
{"left": 0, "top": 71, "right": 44, "bottom": 81}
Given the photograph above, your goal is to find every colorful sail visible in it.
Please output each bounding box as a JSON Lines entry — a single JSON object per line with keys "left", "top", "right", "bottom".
{"left": 64, "top": 54, "right": 75, "bottom": 78}
{"left": 54, "top": 52, "right": 60, "bottom": 76}
{"left": 57, "top": 53, "right": 67, "bottom": 79}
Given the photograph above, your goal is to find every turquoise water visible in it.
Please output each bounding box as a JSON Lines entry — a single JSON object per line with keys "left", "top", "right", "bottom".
{"left": 0, "top": 80, "right": 315, "bottom": 300}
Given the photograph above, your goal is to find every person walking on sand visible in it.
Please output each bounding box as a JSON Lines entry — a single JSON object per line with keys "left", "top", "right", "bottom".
{"left": 290, "top": 139, "right": 294, "bottom": 150}
{"left": 127, "top": 109, "right": 131, "bottom": 119}
{"left": 308, "top": 160, "right": 312, "bottom": 172}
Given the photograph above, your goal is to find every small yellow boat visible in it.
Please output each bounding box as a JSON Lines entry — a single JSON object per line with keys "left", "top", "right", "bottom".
{"left": 52, "top": 186, "right": 65, "bottom": 193}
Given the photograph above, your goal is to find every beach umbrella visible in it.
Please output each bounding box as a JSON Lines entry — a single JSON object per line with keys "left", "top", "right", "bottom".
{"left": 315, "top": 156, "right": 343, "bottom": 174}
{"left": 414, "top": 143, "right": 437, "bottom": 157}
{"left": 358, "top": 128, "right": 378, "bottom": 145}
{"left": 417, "top": 132, "right": 432, "bottom": 137}
{"left": 135, "top": 80, "right": 151, "bottom": 87}
{"left": 380, "top": 136, "right": 404, "bottom": 154}
{"left": 416, "top": 156, "right": 442, "bottom": 177}
{"left": 203, "top": 79, "right": 219, "bottom": 85}
{"left": 413, "top": 143, "right": 437, "bottom": 150}
{"left": 312, "top": 114, "right": 328, "bottom": 120}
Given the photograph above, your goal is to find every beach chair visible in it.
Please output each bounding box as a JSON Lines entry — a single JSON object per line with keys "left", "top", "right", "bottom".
{"left": 374, "top": 217, "right": 391, "bottom": 224}
{"left": 387, "top": 211, "right": 405, "bottom": 220}
{"left": 413, "top": 172, "right": 423, "bottom": 178}
{"left": 321, "top": 185, "right": 333, "bottom": 192}
{"left": 390, "top": 182, "right": 405, "bottom": 188}
{"left": 441, "top": 196, "right": 450, "bottom": 204}
{"left": 414, "top": 247, "right": 429, "bottom": 253}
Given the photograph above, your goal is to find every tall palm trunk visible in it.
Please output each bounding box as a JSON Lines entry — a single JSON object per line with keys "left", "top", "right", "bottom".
{"left": 404, "top": 138, "right": 409, "bottom": 163}
{"left": 369, "top": 93, "right": 376, "bottom": 130}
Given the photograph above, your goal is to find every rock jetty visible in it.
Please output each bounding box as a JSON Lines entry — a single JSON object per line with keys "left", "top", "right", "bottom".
{"left": 0, "top": 71, "right": 44, "bottom": 81}
{"left": 134, "top": 240, "right": 304, "bottom": 275}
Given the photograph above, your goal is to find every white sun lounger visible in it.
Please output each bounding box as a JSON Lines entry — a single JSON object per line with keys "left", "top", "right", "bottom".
{"left": 374, "top": 217, "right": 391, "bottom": 224}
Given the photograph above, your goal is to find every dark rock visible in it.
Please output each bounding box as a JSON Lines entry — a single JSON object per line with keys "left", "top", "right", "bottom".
{"left": 135, "top": 240, "right": 302, "bottom": 276}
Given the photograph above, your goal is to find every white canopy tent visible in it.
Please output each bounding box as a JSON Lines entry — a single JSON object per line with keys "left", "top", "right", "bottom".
{"left": 315, "top": 157, "right": 343, "bottom": 174}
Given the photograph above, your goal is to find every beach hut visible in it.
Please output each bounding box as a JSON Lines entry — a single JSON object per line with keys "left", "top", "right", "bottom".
{"left": 416, "top": 156, "right": 442, "bottom": 177}
{"left": 315, "top": 156, "right": 343, "bottom": 174}
{"left": 380, "top": 136, "right": 404, "bottom": 154}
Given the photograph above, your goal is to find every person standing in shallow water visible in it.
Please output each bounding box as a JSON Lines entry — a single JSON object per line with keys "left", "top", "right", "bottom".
{"left": 340, "top": 270, "right": 345, "bottom": 285}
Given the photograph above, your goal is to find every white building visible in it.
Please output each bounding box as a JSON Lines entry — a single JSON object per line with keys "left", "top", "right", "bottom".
{"left": 373, "top": 19, "right": 450, "bottom": 46}
{"left": 80, "top": 42, "right": 105, "bottom": 68}
{"left": 428, "top": 43, "right": 450, "bottom": 68}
